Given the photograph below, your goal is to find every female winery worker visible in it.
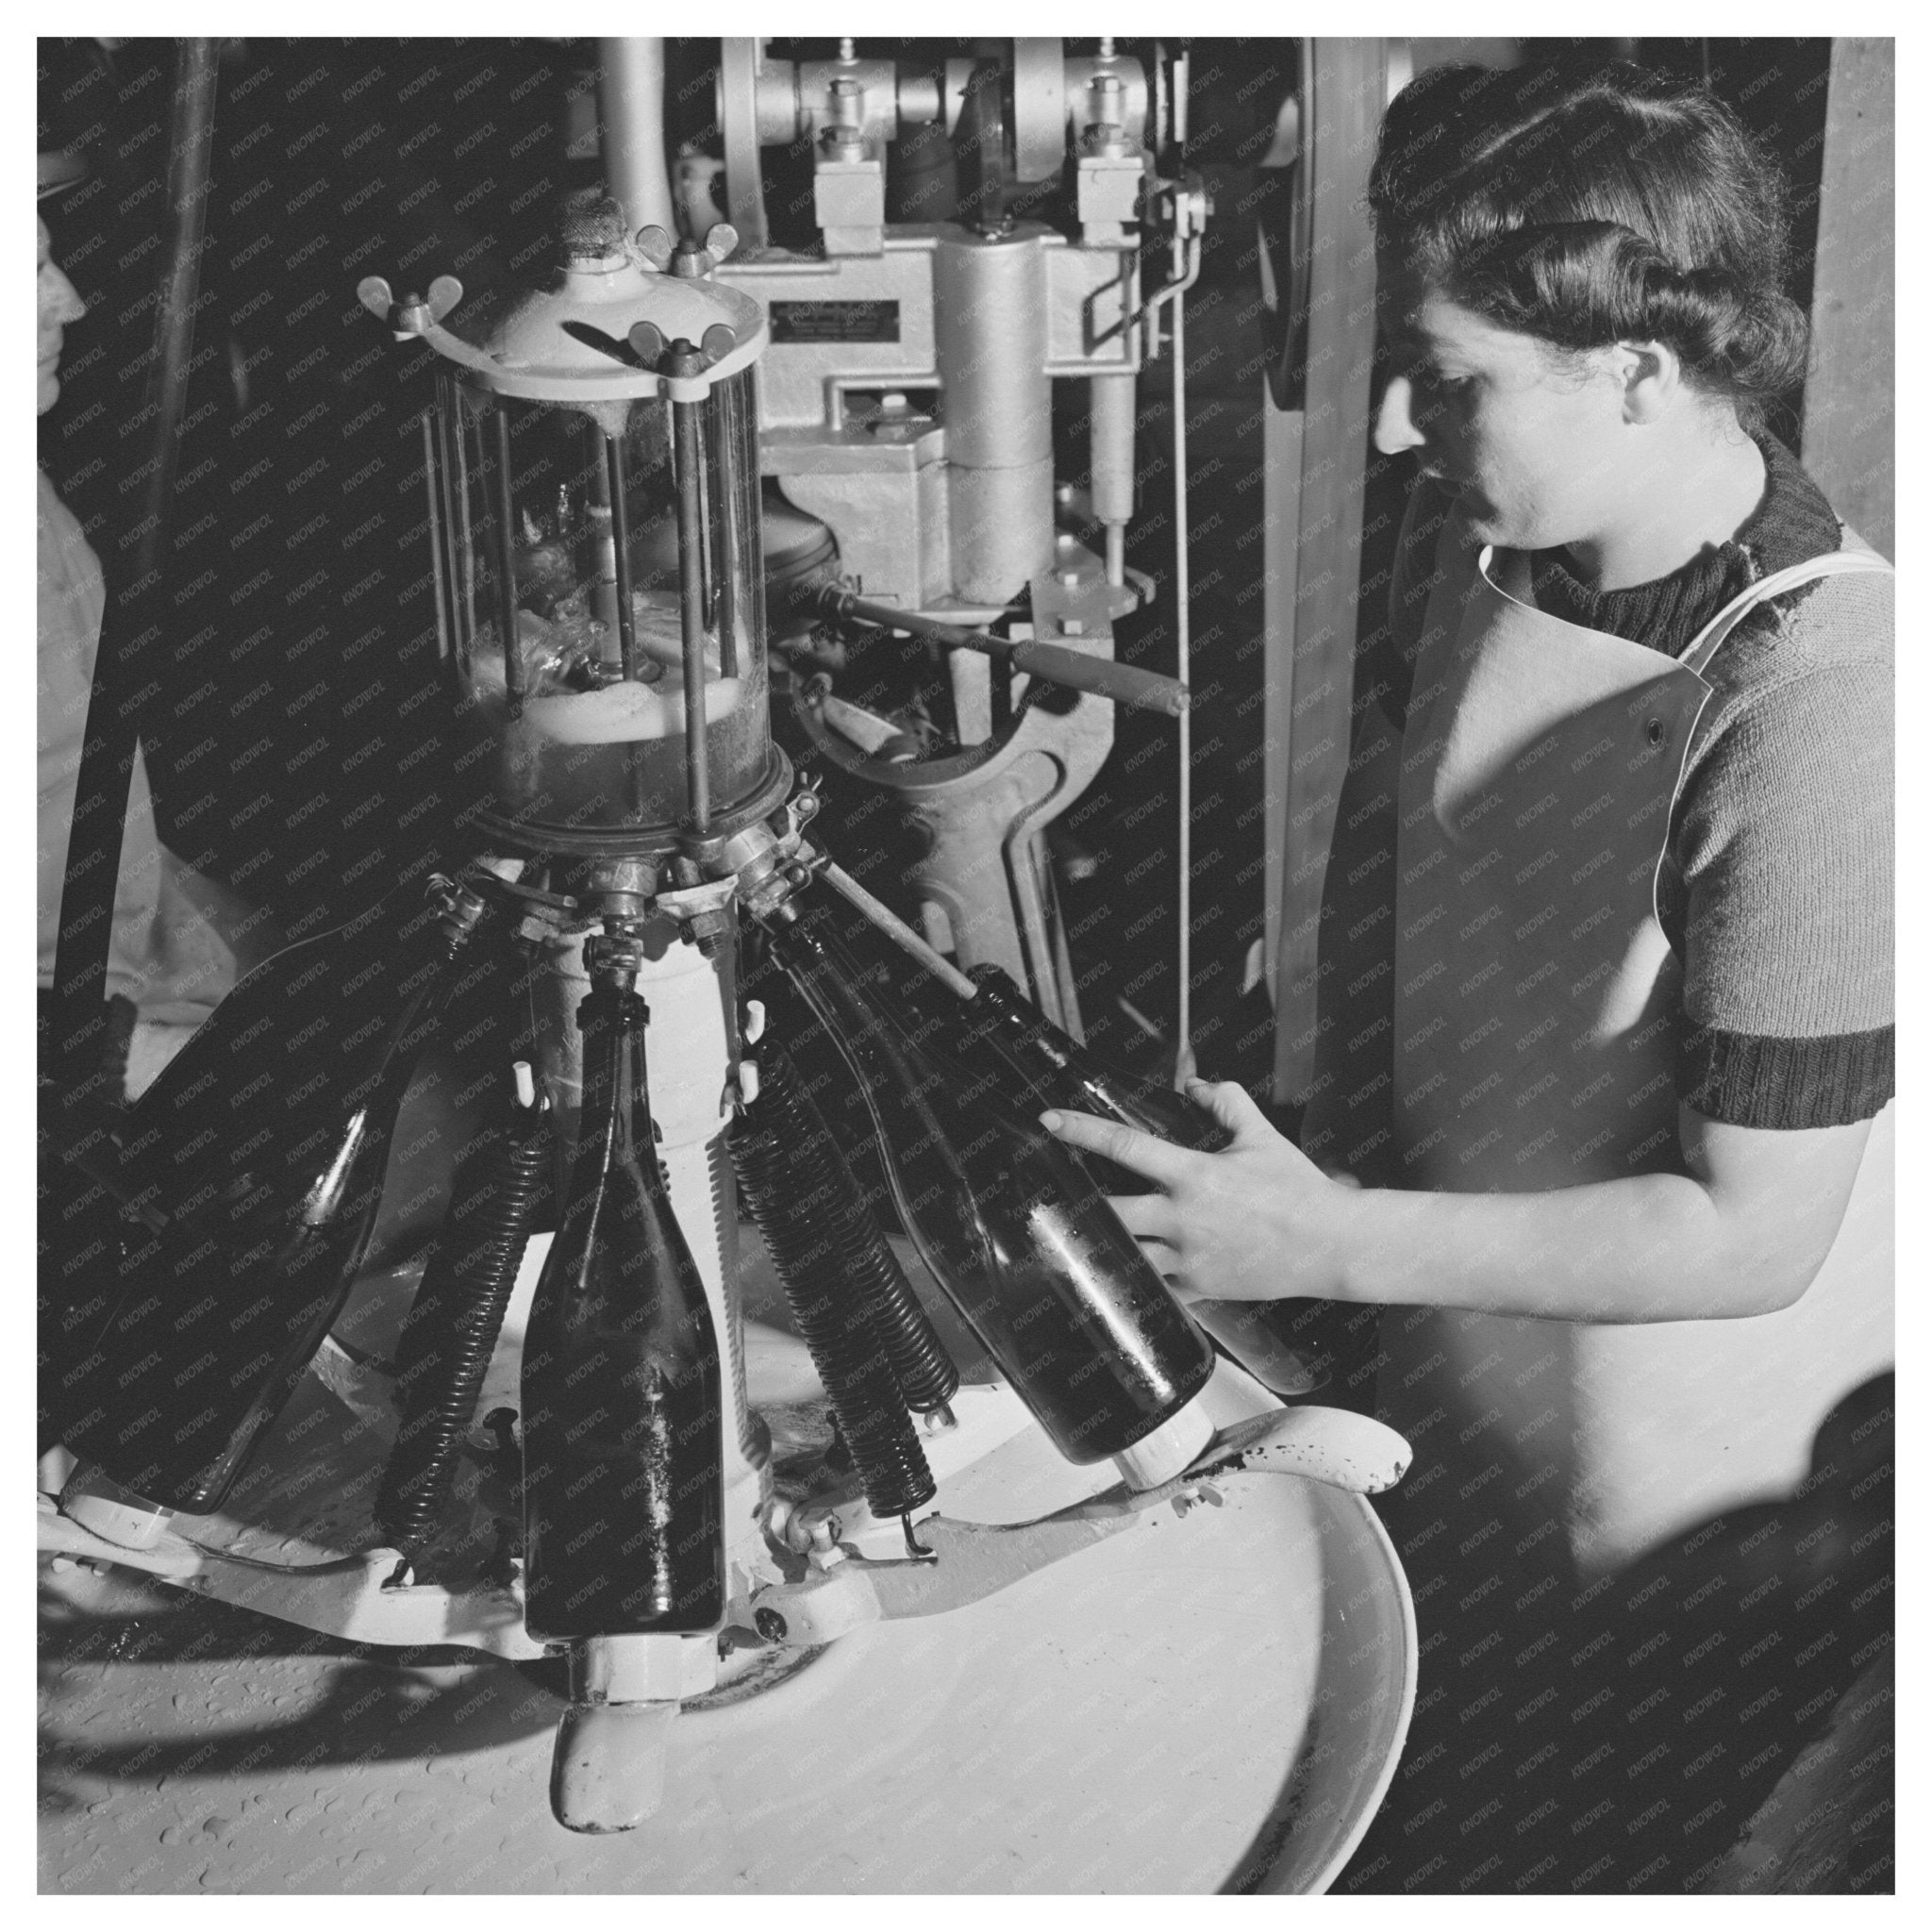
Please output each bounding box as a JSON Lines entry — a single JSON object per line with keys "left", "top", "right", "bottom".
{"left": 1045, "top": 61, "right": 1891, "bottom": 1889}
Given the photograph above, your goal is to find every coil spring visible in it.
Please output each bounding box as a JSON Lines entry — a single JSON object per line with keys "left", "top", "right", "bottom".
{"left": 860, "top": 1230, "right": 958, "bottom": 1414}
{"left": 375, "top": 1113, "right": 549, "bottom": 1557}
{"left": 730, "top": 1039, "right": 947, "bottom": 1521}
{"left": 764, "top": 990, "right": 960, "bottom": 1415}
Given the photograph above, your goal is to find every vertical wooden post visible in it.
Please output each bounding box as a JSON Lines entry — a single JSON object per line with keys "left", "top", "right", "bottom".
{"left": 1267, "top": 40, "right": 1386, "bottom": 1104}
{"left": 1802, "top": 39, "right": 1893, "bottom": 558}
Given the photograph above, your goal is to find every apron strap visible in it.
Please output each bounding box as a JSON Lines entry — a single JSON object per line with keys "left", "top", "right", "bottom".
{"left": 1679, "top": 546, "right": 1894, "bottom": 676}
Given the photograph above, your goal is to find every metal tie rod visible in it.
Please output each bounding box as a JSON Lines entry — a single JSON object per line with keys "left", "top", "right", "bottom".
{"left": 816, "top": 587, "right": 1191, "bottom": 718}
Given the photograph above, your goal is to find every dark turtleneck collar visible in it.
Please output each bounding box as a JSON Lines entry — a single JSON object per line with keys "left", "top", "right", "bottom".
{"left": 1528, "top": 434, "right": 1842, "bottom": 658}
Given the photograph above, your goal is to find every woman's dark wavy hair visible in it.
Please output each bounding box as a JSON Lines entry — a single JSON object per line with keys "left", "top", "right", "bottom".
{"left": 1368, "top": 60, "right": 1808, "bottom": 427}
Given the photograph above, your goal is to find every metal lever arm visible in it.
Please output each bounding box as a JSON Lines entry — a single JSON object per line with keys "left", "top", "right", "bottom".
{"left": 747, "top": 1405, "right": 1410, "bottom": 1645}
{"left": 817, "top": 588, "right": 1191, "bottom": 717}
{"left": 1009, "top": 639, "right": 1189, "bottom": 717}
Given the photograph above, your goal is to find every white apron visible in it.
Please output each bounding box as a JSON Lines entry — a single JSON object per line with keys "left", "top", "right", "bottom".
{"left": 1376, "top": 532, "right": 1893, "bottom": 1577}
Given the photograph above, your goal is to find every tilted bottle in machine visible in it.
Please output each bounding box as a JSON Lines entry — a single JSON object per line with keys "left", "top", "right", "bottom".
{"left": 47, "top": 874, "right": 497, "bottom": 1528}
{"left": 761, "top": 872, "right": 1360, "bottom": 1405}
{"left": 757, "top": 888, "right": 1214, "bottom": 1477}
{"left": 947, "top": 961, "right": 1369, "bottom": 1401}
{"left": 42, "top": 191, "right": 1224, "bottom": 1835}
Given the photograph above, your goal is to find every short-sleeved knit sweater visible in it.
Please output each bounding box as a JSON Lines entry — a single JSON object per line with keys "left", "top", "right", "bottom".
{"left": 1371, "top": 435, "right": 1893, "bottom": 1131}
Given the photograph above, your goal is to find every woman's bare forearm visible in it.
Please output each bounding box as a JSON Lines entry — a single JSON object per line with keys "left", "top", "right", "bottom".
{"left": 1054, "top": 1091, "right": 1865, "bottom": 1324}
{"left": 1333, "top": 1170, "right": 1744, "bottom": 1322}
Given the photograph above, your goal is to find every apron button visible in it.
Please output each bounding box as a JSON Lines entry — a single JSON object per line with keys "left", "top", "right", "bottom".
{"left": 1646, "top": 720, "right": 1665, "bottom": 746}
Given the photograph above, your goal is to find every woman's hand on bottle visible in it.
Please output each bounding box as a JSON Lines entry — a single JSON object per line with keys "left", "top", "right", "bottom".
{"left": 1041, "top": 1078, "right": 1357, "bottom": 1304}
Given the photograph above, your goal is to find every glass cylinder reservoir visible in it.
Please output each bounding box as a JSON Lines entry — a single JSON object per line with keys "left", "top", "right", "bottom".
{"left": 363, "top": 208, "right": 774, "bottom": 847}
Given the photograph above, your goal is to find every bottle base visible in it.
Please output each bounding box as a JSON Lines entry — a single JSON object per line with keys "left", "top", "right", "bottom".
{"left": 1111, "top": 1396, "right": 1216, "bottom": 1491}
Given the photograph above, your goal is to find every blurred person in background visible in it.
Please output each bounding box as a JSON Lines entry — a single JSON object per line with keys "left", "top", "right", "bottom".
{"left": 39, "top": 146, "right": 242, "bottom": 1100}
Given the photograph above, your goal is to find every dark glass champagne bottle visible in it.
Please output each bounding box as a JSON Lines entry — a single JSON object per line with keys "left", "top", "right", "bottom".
{"left": 955, "top": 963, "right": 1232, "bottom": 1169}
{"left": 47, "top": 875, "right": 494, "bottom": 1512}
{"left": 952, "top": 964, "right": 1357, "bottom": 1400}
{"left": 520, "top": 935, "right": 725, "bottom": 1643}
{"left": 761, "top": 897, "right": 1213, "bottom": 1466}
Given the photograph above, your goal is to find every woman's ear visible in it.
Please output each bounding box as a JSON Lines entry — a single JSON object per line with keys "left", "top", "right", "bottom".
{"left": 1616, "top": 339, "right": 1681, "bottom": 424}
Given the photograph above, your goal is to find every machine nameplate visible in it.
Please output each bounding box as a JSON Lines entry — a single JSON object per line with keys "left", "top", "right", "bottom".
{"left": 769, "top": 299, "right": 901, "bottom": 345}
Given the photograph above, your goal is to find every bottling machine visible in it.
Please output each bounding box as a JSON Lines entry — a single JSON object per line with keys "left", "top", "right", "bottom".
{"left": 699, "top": 36, "right": 1206, "bottom": 1033}
{"left": 41, "top": 38, "right": 1416, "bottom": 1880}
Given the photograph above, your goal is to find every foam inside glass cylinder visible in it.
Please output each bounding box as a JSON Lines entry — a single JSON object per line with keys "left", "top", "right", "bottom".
{"left": 437, "top": 371, "right": 769, "bottom": 835}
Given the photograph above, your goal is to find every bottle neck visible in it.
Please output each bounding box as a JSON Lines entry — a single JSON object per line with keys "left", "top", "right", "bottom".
{"left": 776, "top": 906, "right": 924, "bottom": 1066}
{"left": 324, "top": 891, "right": 490, "bottom": 1126}
{"left": 966, "top": 962, "right": 1225, "bottom": 1153}
{"left": 575, "top": 974, "right": 655, "bottom": 1168}
{"left": 782, "top": 894, "right": 951, "bottom": 1045}
{"left": 967, "top": 967, "right": 1073, "bottom": 1068}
